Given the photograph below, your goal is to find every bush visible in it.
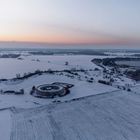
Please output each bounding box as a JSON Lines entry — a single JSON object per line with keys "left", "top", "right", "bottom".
{"left": 127, "top": 88, "right": 131, "bottom": 92}
{"left": 98, "top": 80, "right": 110, "bottom": 85}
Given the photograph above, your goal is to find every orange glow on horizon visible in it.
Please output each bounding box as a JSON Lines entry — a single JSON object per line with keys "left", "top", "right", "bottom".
{"left": 0, "top": 0, "right": 139, "bottom": 46}
{"left": 0, "top": 33, "right": 139, "bottom": 45}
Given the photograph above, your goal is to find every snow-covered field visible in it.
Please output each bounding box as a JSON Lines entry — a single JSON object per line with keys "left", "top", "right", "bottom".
{"left": 0, "top": 53, "right": 118, "bottom": 108}
{"left": 11, "top": 90, "right": 140, "bottom": 140}
{"left": 0, "top": 74, "right": 116, "bottom": 109}
{"left": 0, "top": 50, "right": 140, "bottom": 140}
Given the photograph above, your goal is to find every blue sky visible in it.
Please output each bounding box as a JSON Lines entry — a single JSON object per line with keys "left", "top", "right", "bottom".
{"left": 0, "top": 0, "right": 139, "bottom": 44}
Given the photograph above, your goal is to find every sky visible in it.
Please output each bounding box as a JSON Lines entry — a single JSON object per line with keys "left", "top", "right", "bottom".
{"left": 0, "top": 0, "right": 140, "bottom": 45}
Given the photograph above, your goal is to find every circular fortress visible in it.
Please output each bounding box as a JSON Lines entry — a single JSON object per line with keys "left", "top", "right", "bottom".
{"left": 32, "top": 82, "right": 74, "bottom": 98}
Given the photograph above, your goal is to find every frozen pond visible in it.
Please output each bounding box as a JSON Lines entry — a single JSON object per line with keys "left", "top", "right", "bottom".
{"left": 116, "top": 60, "right": 140, "bottom": 67}
{"left": 0, "top": 55, "right": 101, "bottom": 79}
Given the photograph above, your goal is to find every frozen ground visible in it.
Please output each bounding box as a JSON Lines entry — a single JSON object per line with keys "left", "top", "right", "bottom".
{"left": 10, "top": 90, "right": 140, "bottom": 140}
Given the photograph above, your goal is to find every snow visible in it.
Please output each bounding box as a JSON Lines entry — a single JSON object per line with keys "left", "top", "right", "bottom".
{"left": 104, "top": 52, "right": 140, "bottom": 56}
{"left": 131, "top": 85, "right": 140, "bottom": 94}
{"left": 116, "top": 60, "right": 140, "bottom": 67}
{"left": 0, "top": 74, "right": 116, "bottom": 109}
{"left": 0, "top": 50, "right": 139, "bottom": 139}
{"left": 0, "top": 110, "right": 11, "bottom": 140}
{"left": 0, "top": 54, "right": 117, "bottom": 109}
{"left": 10, "top": 90, "right": 140, "bottom": 140}
{"left": 0, "top": 55, "right": 100, "bottom": 79}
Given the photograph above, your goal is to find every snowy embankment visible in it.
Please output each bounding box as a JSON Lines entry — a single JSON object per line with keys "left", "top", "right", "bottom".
{"left": 10, "top": 90, "right": 140, "bottom": 140}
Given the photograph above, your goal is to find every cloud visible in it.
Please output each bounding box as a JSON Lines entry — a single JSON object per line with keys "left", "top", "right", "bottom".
{"left": 43, "top": 23, "right": 137, "bottom": 42}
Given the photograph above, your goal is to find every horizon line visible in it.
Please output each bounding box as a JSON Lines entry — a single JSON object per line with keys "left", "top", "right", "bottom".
{"left": 0, "top": 40, "right": 140, "bottom": 46}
